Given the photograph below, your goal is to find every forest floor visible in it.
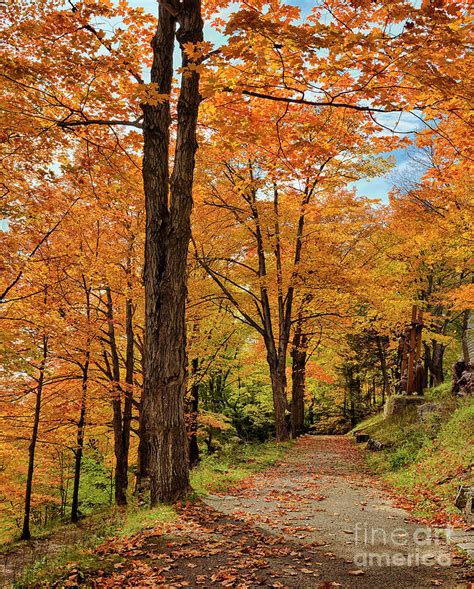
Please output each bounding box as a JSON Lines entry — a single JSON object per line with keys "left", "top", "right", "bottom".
{"left": 84, "top": 435, "right": 473, "bottom": 588}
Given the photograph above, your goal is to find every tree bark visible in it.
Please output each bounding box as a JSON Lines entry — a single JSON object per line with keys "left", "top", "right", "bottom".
{"left": 268, "top": 356, "right": 289, "bottom": 442}
{"left": 424, "top": 340, "right": 445, "bottom": 387}
{"left": 104, "top": 287, "right": 129, "bottom": 505}
{"left": 141, "top": 0, "right": 202, "bottom": 505}
{"left": 71, "top": 356, "right": 89, "bottom": 523}
{"left": 291, "top": 326, "right": 307, "bottom": 438}
{"left": 21, "top": 334, "right": 48, "bottom": 540}
{"left": 375, "top": 335, "right": 390, "bottom": 403}
{"left": 188, "top": 358, "right": 200, "bottom": 468}
{"left": 71, "top": 277, "right": 92, "bottom": 522}
{"left": 431, "top": 340, "right": 445, "bottom": 386}
{"left": 118, "top": 295, "right": 134, "bottom": 501}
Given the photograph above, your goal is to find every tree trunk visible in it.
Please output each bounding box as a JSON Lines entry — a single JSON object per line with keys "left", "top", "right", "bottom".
{"left": 431, "top": 340, "right": 445, "bottom": 386}
{"left": 423, "top": 343, "right": 431, "bottom": 388}
{"left": 21, "top": 335, "right": 48, "bottom": 540}
{"left": 375, "top": 335, "right": 390, "bottom": 403}
{"left": 344, "top": 364, "right": 361, "bottom": 427}
{"left": 135, "top": 404, "right": 149, "bottom": 494}
{"left": 291, "top": 328, "right": 307, "bottom": 438}
{"left": 268, "top": 355, "right": 289, "bottom": 441}
{"left": 188, "top": 358, "right": 200, "bottom": 468}
{"left": 114, "top": 296, "right": 135, "bottom": 505}
{"left": 141, "top": 0, "right": 203, "bottom": 505}
{"left": 104, "top": 287, "right": 128, "bottom": 505}
{"left": 461, "top": 309, "right": 471, "bottom": 364}
{"left": 71, "top": 357, "right": 89, "bottom": 523}
{"left": 424, "top": 340, "right": 445, "bottom": 387}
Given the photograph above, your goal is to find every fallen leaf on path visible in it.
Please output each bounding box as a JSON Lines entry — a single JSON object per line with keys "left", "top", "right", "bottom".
{"left": 347, "top": 569, "right": 365, "bottom": 576}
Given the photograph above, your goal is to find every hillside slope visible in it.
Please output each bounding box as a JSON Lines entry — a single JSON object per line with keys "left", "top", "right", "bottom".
{"left": 353, "top": 384, "right": 474, "bottom": 525}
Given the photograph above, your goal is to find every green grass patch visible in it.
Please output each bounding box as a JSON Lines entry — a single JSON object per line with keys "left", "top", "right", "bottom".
{"left": 354, "top": 385, "right": 474, "bottom": 523}
{"left": 191, "top": 440, "right": 292, "bottom": 496}
{"left": 14, "top": 544, "right": 122, "bottom": 589}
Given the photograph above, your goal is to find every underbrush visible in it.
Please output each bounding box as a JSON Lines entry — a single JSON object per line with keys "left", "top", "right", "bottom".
{"left": 10, "top": 440, "right": 289, "bottom": 587}
{"left": 11, "top": 505, "right": 174, "bottom": 588}
{"left": 191, "top": 439, "right": 292, "bottom": 495}
{"left": 353, "top": 383, "right": 474, "bottom": 524}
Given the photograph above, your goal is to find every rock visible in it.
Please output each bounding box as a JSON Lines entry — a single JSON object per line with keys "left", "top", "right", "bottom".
{"left": 384, "top": 395, "right": 425, "bottom": 418}
{"left": 417, "top": 402, "right": 441, "bottom": 423}
{"left": 367, "top": 438, "right": 384, "bottom": 451}
{"left": 455, "top": 485, "right": 474, "bottom": 512}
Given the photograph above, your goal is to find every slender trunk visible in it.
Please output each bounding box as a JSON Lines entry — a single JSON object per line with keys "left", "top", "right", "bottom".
{"left": 71, "top": 357, "right": 89, "bottom": 523}
{"left": 136, "top": 331, "right": 148, "bottom": 493}
{"left": 424, "top": 340, "right": 445, "bottom": 387}
{"left": 104, "top": 287, "right": 128, "bottom": 505}
{"left": 72, "top": 277, "right": 91, "bottom": 521}
{"left": 123, "top": 297, "right": 134, "bottom": 478}
{"left": 431, "top": 340, "right": 445, "bottom": 386}
{"left": 291, "top": 327, "right": 307, "bottom": 438}
{"left": 461, "top": 309, "right": 471, "bottom": 364}
{"left": 189, "top": 358, "right": 200, "bottom": 468}
{"left": 114, "top": 296, "right": 134, "bottom": 505}
{"left": 423, "top": 343, "right": 431, "bottom": 388}
{"left": 21, "top": 335, "right": 48, "bottom": 540}
{"left": 136, "top": 403, "right": 149, "bottom": 494}
{"left": 375, "top": 335, "right": 390, "bottom": 403}
{"left": 142, "top": 0, "right": 202, "bottom": 505}
{"left": 345, "top": 365, "right": 360, "bottom": 427}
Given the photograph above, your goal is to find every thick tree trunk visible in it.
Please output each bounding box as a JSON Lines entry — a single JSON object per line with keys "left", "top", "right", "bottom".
{"left": 21, "top": 335, "right": 48, "bottom": 541}
{"left": 141, "top": 0, "right": 202, "bottom": 505}
{"left": 268, "top": 355, "right": 289, "bottom": 441}
{"left": 71, "top": 357, "right": 89, "bottom": 523}
{"left": 291, "top": 328, "right": 307, "bottom": 438}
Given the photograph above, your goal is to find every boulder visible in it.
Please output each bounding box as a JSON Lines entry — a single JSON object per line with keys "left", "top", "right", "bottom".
{"left": 417, "top": 402, "right": 442, "bottom": 423}
{"left": 384, "top": 395, "right": 425, "bottom": 418}
{"left": 455, "top": 486, "right": 474, "bottom": 521}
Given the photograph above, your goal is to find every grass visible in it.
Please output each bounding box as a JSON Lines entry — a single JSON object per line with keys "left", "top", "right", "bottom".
{"left": 190, "top": 440, "right": 292, "bottom": 496}
{"left": 15, "top": 544, "right": 122, "bottom": 588}
{"left": 11, "top": 439, "right": 291, "bottom": 587}
{"left": 11, "top": 504, "right": 175, "bottom": 588}
{"left": 353, "top": 383, "right": 474, "bottom": 523}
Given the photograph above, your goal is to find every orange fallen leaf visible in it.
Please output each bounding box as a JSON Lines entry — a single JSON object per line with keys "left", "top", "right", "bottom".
{"left": 347, "top": 569, "right": 365, "bottom": 576}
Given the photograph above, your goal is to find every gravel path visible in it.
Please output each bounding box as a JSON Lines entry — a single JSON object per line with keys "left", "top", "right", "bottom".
{"left": 92, "top": 435, "right": 473, "bottom": 588}
{"left": 201, "top": 435, "right": 471, "bottom": 588}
